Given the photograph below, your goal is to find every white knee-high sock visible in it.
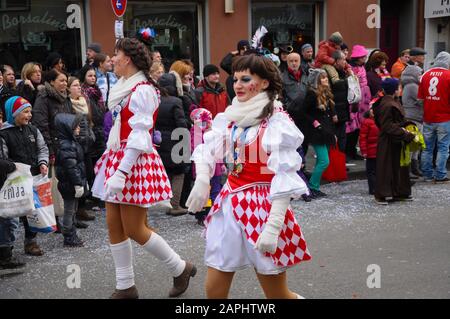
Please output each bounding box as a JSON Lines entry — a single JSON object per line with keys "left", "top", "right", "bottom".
{"left": 110, "top": 239, "right": 135, "bottom": 290}
{"left": 142, "top": 233, "right": 186, "bottom": 277}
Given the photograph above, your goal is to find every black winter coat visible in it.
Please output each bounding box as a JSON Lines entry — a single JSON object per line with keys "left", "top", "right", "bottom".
{"left": 15, "top": 81, "right": 42, "bottom": 106}
{"left": 299, "top": 90, "right": 336, "bottom": 146}
{"left": 330, "top": 69, "right": 350, "bottom": 123}
{"left": 0, "top": 139, "right": 15, "bottom": 190}
{"left": 32, "top": 83, "right": 72, "bottom": 156}
{"left": 156, "top": 95, "right": 188, "bottom": 174}
{"left": 54, "top": 113, "right": 86, "bottom": 199}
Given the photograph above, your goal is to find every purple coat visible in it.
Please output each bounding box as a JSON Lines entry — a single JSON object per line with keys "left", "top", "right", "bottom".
{"left": 103, "top": 111, "right": 113, "bottom": 143}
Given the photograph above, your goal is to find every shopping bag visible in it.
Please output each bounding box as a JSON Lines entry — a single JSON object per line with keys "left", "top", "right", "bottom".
{"left": 27, "top": 175, "right": 57, "bottom": 233}
{"left": 347, "top": 75, "right": 362, "bottom": 104}
{"left": 322, "top": 145, "right": 348, "bottom": 183}
{"left": 0, "top": 163, "right": 35, "bottom": 218}
{"left": 50, "top": 165, "right": 64, "bottom": 217}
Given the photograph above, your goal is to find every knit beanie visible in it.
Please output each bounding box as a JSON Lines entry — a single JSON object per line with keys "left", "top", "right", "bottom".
{"left": 4, "top": 96, "right": 32, "bottom": 125}
{"left": 203, "top": 64, "right": 220, "bottom": 77}
{"left": 301, "top": 43, "right": 313, "bottom": 52}
{"left": 381, "top": 78, "right": 400, "bottom": 95}
{"left": 87, "top": 42, "right": 102, "bottom": 54}
{"left": 329, "top": 32, "right": 343, "bottom": 45}
{"left": 307, "top": 68, "right": 327, "bottom": 89}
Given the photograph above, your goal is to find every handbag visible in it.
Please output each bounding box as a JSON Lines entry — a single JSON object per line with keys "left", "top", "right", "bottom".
{"left": 347, "top": 75, "right": 362, "bottom": 104}
{"left": 49, "top": 165, "right": 64, "bottom": 217}
{"left": 0, "top": 163, "right": 35, "bottom": 218}
{"left": 322, "top": 144, "right": 348, "bottom": 183}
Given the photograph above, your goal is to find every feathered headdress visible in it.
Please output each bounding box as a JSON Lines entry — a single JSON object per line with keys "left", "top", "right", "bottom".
{"left": 250, "top": 26, "right": 280, "bottom": 66}
{"left": 137, "top": 27, "right": 156, "bottom": 45}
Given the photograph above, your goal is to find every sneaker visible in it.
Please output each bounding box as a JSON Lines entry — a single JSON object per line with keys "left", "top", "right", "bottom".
{"left": 434, "top": 177, "right": 450, "bottom": 184}
{"left": 374, "top": 197, "right": 388, "bottom": 205}
{"left": 74, "top": 220, "right": 89, "bottom": 229}
{"left": 423, "top": 177, "right": 434, "bottom": 182}
{"left": 110, "top": 285, "right": 139, "bottom": 299}
{"left": 0, "top": 247, "right": 26, "bottom": 270}
{"left": 311, "top": 189, "right": 327, "bottom": 198}
{"left": 393, "top": 196, "right": 414, "bottom": 202}
{"left": 302, "top": 194, "right": 312, "bottom": 202}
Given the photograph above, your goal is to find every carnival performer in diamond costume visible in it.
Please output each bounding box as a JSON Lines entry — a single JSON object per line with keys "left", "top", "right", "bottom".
{"left": 92, "top": 32, "right": 196, "bottom": 299}
{"left": 187, "top": 54, "right": 311, "bottom": 299}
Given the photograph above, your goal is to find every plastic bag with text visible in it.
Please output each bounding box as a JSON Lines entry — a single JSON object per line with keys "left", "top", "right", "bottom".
{"left": 27, "top": 175, "right": 57, "bottom": 233}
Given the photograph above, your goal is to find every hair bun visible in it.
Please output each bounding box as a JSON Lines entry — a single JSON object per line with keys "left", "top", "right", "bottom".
{"left": 136, "top": 27, "right": 156, "bottom": 45}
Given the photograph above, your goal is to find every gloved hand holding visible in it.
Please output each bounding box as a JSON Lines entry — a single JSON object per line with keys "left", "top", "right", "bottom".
{"left": 106, "top": 170, "right": 127, "bottom": 195}
{"left": 186, "top": 163, "right": 211, "bottom": 213}
{"left": 256, "top": 197, "right": 290, "bottom": 254}
{"left": 74, "top": 185, "right": 85, "bottom": 198}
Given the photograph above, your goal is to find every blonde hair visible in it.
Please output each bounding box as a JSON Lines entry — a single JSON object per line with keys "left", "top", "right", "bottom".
{"left": 150, "top": 61, "right": 164, "bottom": 74}
{"left": 169, "top": 60, "right": 193, "bottom": 79}
{"left": 68, "top": 76, "right": 80, "bottom": 88}
{"left": 21, "top": 62, "right": 42, "bottom": 81}
{"left": 315, "top": 73, "right": 335, "bottom": 111}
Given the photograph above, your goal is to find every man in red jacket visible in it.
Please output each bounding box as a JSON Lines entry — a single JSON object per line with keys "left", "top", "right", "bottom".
{"left": 195, "top": 64, "right": 230, "bottom": 118}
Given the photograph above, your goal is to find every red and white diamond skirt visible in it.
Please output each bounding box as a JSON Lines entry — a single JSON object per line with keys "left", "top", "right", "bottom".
{"left": 204, "top": 184, "right": 311, "bottom": 274}
{"left": 92, "top": 141, "right": 172, "bottom": 207}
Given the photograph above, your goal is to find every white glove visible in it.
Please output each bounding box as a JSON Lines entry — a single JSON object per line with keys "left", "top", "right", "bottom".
{"left": 186, "top": 163, "right": 211, "bottom": 213}
{"left": 74, "top": 186, "right": 84, "bottom": 198}
{"left": 106, "top": 170, "right": 127, "bottom": 195}
{"left": 256, "top": 197, "right": 290, "bottom": 254}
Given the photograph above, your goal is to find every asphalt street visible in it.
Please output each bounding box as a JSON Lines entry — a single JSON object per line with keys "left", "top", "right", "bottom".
{"left": 0, "top": 178, "right": 449, "bottom": 299}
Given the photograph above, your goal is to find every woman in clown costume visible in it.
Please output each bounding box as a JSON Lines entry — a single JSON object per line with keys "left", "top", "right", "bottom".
{"left": 187, "top": 54, "right": 311, "bottom": 299}
{"left": 92, "top": 32, "right": 196, "bottom": 299}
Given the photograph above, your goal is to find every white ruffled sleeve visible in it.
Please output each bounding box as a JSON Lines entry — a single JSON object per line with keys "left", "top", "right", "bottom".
{"left": 126, "top": 85, "right": 159, "bottom": 153}
{"left": 191, "top": 113, "right": 229, "bottom": 178}
{"left": 262, "top": 112, "right": 309, "bottom": 200}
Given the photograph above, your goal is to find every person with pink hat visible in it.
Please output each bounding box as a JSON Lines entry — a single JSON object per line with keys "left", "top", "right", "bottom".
{"left": 345, "top": 45, "right": 372, "bottom": 160}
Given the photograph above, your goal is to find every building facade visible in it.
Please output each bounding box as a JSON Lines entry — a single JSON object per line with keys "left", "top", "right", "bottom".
{"left": 1, "top": 0, "right": 447, "bottom": 77}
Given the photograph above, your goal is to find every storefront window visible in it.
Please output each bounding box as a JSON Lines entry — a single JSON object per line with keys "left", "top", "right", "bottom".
{"left": 251, "top": 2, "right": 315, "bottom": 54}
{"left": 123, "top": 2, "right": 200, "bottom": 73}
{"left": 0, "top": 0, "right": 83, "bottom": 75}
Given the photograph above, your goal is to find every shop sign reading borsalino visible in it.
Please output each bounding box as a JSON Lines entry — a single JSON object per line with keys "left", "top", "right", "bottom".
{"left": 134, "top": 15, "right": 188, "bottom": 32}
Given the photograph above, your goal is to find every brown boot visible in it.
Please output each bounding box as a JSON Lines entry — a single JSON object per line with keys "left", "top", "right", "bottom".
{"left": 110, "top": 285, "right": 139, "bottom": 299}
{"left": 166, "top": 207, "right": 188, "bottom": 216}
{"left": 169, "top": 262, "right": 197, "bottom": 297}
{"left": 167, "top": 174, "right": 187, "bottom": 216}
{"left": 76, "top": 208, "right": 95, "bottom": 221}
{"left": 24, "top": 241, "right": 44, "bottom": 256}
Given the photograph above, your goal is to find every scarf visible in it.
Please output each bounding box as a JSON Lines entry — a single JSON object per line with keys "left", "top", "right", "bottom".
{"left": 82, "top": 83, "right": 104, "bottom": 109}
{"left": 106, "top": 71, "right": 148, "bottom": 150}
{"left": 70, "top": 96, "right": 89, "bottom": 115}
{"left": 288, "top": 68, "right": 302, "bottom": 82}
{"left": 224, "top": 92, "right": 281, "bottom": 128}
{"left": 44, "top": 82, "right": 67, "bottom": 103}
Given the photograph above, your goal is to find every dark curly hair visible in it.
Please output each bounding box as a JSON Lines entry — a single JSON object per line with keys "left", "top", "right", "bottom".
{"left": 368, "top": 51, "right": 389, "bottom": 70}
{"left": 232, "top": 54, "right": 282, "bottom": 119}
{"left": 115, "top": 37, "right": 157, "bottom": 87}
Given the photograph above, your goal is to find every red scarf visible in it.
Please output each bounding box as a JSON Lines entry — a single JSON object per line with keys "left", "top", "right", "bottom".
{"left": 288, "top": 68, "right": 302, "bottom": 82}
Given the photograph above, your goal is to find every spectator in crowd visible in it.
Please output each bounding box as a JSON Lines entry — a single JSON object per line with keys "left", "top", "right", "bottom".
{"left": 45, "top": 52, "right": 65, "bottom": 72}
{"left": 33, "top": 69, "right": 72, "bottom": 164}
{"left": 0, "top": 96, "right": 48, "bottom": 256}
{"left": 366, "top": 51, "right": 390, "bottom": 98}
{"left": 347, "top": 45, "right": 371, "bottom": 161}
{"left": 276, "top": 44, "right": 292, "bottom": 73}
{"left": 150, "top": 61, "right": 165, "bottom": 82}
{"left": 322, "top": 50, "right": 350, "bottom": 152}
{"left": 300, "top": 43, "right": 315, "bottom": 76}
{"left": 93, "top": 53, "right": 118, "bottom": 108}
{"left": 373, "top": 78, "right": 415, "bottom": 204}
{"left": 315, "top": 32, "right": 348, "bottom": 71}
{"left": 0, "top": 65, "right": 15, "bottom": 115}
{"left": 68, "top": 75, "right": 96, "bottom": 224}
{"left": 2, "top": 65, "right": 17, "bottom": 91}
{"left": 391, "top": 49, "right": 410, "bottom": 79}
{"left": 408, "top": 47, "right": 427, "bottom": 69}
{"left": 220, "top": 40, "right": 250, "bottom": 100}
{"left": 282, "top": 52, "right": 308, "bottom": 109}
{"left": 401, "top": 64, "right": 424, "bottom": 178}
{"left": 359, "top": 108, "right": 379, "bottom": 195}
{"left": 85, "top": 42, "right": 102, "bottom": 66}
{"left": 16, "top": 62, "right": 44, "bottom": 106}
{"left": 156, "top": 72, "right": 189, "bottom": 216}
{"left": 340, "top": 43, "right": 349, "bottom": 60}
{"left": 302, "top": 69, "right": 336, "bottom": 198}
{"left": 196, "top": 64, "right": 229, "bottom": 118}
{"left": 0, "top": 154, "right": 23, "bottom": 269}
{"left": 54, "top": 113, "right": 86, "bottom": 246}
{"left": 151, "top": 51, "right": 162, "bottom": 63}
{"left": 170, "top": 60, "right": 197, "bottom": 124}
{"left": 418, "top": 51, "right": 450, "bottom": 183}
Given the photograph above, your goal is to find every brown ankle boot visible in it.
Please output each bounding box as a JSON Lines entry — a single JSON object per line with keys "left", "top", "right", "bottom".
{"left": 110, "top": 285, "right": 139, "bottom": 299}
{"left": 76, "top": 208, "right": 95, "bottom": 221}
{"left": 169, "top": 262, "right": 197, "bottom": 297}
